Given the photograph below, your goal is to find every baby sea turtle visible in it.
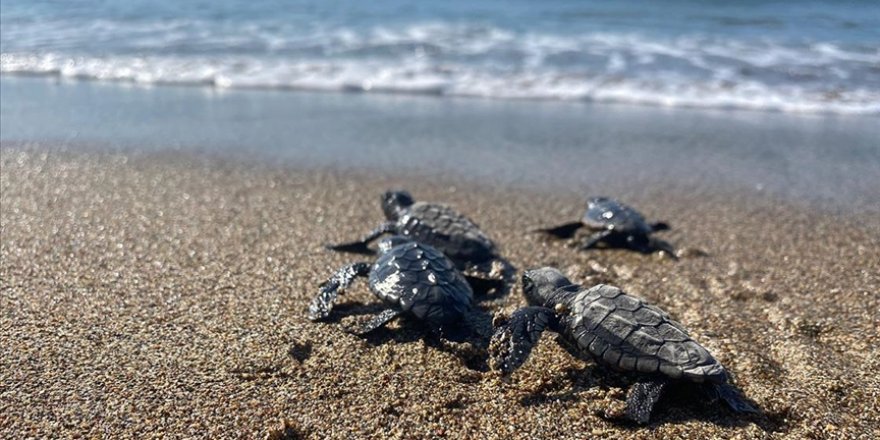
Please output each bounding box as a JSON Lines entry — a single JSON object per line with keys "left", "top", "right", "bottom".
{"left": 534, "top": 197, "right": 675, "bottom": 257}
{"left": 489, "top": 267, "right": 756, "bottom": 424}
{"left": 327, "top": 190, "right": 514, "bottom": 287}
{"left": 309, "top": 236, "right": 474, "bottom": 336}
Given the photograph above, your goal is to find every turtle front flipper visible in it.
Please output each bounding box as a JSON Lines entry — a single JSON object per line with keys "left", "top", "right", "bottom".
{"left": 325, "top": 222, "right": 397, "bottom": 254}
{"left": 346, "top": 308, "right": 402, "bottom": 335}
{"left": 531, "top": 221, "right": 584, "bottom": 239}
{"left": 625, "top": 379, "right": 670, "bottom": 424}
{"left": 308, "top": 262, "right": 371, "bottom": 321}
{"left": 489, "top": 306, "right": 558, "bottom": 375}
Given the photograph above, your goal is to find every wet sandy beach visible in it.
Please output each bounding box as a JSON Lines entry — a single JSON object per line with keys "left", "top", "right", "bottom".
{"left": 1, "top": 146, "right": 878, "bottom": 439}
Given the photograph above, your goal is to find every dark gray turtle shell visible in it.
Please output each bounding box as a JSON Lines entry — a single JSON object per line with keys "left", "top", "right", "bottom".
{"left": 582, "top": 197, "right": 652, "bottom": 235}
{"left": 369, "top": 240, "right": 474, "bottom": 325}
{"left": 397, "top": 202, "right": 498, "bottom": 266}
{"left": 560, "top": 284, "right": 726, "bottom": 383}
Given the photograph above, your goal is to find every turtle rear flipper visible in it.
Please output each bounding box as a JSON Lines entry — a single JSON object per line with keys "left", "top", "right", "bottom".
{"left": 650, "top": 221, "right": 671, "bottom": 232}
{"left": 308, "top": 262, "right": 371, "bottom": 321}
{"left": 434, "top": 319, "right": 473, "bottom": 342}
{"left": 346, "top": 308, "right": 402, "bottom": 335}
{"left": 531, "top": 221, "right": 584, "bottom": 239}
{"left": 325, "top": 222, "right": 396, "bottom": 254}
{"left": 623, "top": 234, "right": 677, "bottom": 259}
{"left": 580, "top": 230, "right": 613, "bottom": 250}
{"left": 464, "top": 275, "right": 506, "bottom": 298}
{"left": 646, "top": 237, "right": 678, "bottom": 259}
{"left": 325, "top": 241, "right": 375, "bottom": 255}
{"left": 625, "top": 379, "right": 670, "bottom": 424}
{"left": 475, "top": 256, "right": 516, "bottom": 281}
{"left": 463, "top": 257, "right": 516, "bottom": 297}
{"left": 489, "top": 306, "right": 558, "bottom": 375}
{"left": 711, "top": 383, "right": 759, "bottom": 414}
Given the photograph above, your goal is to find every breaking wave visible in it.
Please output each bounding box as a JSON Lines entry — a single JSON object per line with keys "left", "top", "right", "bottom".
{"left": 3, "top": 23, "right": 879, "bottom": 114}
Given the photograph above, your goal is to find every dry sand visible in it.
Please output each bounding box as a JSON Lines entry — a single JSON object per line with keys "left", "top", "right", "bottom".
{"left": 1, "top": 146, "right": 878, "bottom": 439}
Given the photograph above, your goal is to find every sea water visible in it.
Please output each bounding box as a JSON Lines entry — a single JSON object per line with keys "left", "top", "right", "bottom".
{"left": 2, "top": 0, "right": 879, "bottom": 114}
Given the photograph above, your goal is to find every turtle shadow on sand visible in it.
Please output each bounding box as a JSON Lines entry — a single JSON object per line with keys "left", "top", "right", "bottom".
{"left": 355, "top": 305, "right": 497, "bottom": 373}
{"left": 314, "top": 303, "right": 495, "bottom": 373}
{"left": 518, "top": 366, "right": 778, "bottom": 431}
{"left": 517, "top": 366, "right": 607, "bottom": 407}
{"left": 604, "top": 384, "right": 784, "bottom": 432}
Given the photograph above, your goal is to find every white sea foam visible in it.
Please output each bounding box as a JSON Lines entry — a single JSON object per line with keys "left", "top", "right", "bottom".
{"left": 2, "top": 22, "right": 879, "bottom": 114}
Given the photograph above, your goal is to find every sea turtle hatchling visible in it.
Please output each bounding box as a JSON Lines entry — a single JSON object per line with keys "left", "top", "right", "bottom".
{"left": 309, "top": 236, "right": 475, "bottom": 336}
{"left": 326, "top": 190, "right": 514, "bottom": 288}
{"left": 489, "top": 267, "right": 757, "bottom": 424}
{"left": 533, "top": 196, "right": 675, "bottom": 257}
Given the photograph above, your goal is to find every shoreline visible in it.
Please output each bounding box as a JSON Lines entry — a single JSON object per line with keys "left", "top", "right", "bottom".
{"left": 4, "top": 72, "right": 878, "bottom": 117}
{"left": 3, "top": 76, "right": 880, "bottom": 214}
{"left": 6, "top": 140, "right": 880, "bottom": 220}
{"left": 2, "top": 146, "right": 878, "bottom": 438}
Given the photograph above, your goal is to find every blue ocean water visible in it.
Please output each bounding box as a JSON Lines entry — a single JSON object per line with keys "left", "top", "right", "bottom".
{"left": 2, "top": 0, "right": 879, "bottom": 114}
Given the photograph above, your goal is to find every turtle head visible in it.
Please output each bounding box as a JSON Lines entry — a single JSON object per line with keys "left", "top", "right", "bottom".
{"left": 377, "top": 235, "right": 414, "bottom": 254}
{"left": 522, "top": 267, "right": 573, "bottom": 307}
{"left": 382, "top": 190, "right": 415, "bottom": 220}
